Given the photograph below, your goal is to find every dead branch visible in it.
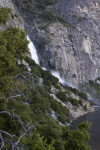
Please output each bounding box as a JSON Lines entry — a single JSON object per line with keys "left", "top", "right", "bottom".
{"left": 0, "top": 121, "right": 41, "bottom": 150}
{"left": 0, "top": 94, "right": 21, "bottom": 101}
{"left": 0, "top": 111, "right": 29, "bottom": 131}
{"left": 0, "top": 130, "right": 15, "bottom": 138}
{"left": 15, "top": 121, "right": 40, "bottom": 145}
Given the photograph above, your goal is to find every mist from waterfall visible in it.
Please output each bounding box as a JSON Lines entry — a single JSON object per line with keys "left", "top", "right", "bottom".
{"left": 51, "top": 70, "right": 65, "bottom": 84}
{"left": 27, "top": 36, "right": 40, "bottom": 65}
{"left": 42, "top": 67, "right": 65, "bottom": 84}
{"left": 27, "top": 36, "right": 66, "bottom": 84}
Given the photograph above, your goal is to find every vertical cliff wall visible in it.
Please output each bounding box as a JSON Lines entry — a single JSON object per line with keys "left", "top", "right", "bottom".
{"left": 12, "top": 0, "right": 100, "bottom": 87}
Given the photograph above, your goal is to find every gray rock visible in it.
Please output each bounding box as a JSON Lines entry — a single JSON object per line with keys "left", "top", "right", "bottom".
{"left": 38, "top": 78, "right": 43, "bottom": 86}
{"left": 0, "top": 0, "right": 24, "bottom": 30}
{"left": 12, "top": 0, "right": 100, "bottom": 87}
{"left": 51, "top": 85, "right": 59, "bottom": 94}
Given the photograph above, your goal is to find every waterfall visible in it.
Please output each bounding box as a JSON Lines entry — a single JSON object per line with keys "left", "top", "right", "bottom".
{"left": 42, "top": 67, "right": 65, "bottom": 84}
{"left": 27, "top": 36, "right": 40, "bottom": 65}
{"left": 51, "top": 70, "right": 65, "bottom": 84}
{"left": 27, "top": 36, "right": 66, "bottom": 84}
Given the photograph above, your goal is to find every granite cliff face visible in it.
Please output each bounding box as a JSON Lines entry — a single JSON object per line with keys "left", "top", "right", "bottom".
{"left": 11, "top": 0, "right": 100, "bottom": 87}
{"left": 0, "top": 0, "right": 24, "bottom": 29}
{"left": 53, "top": 0, "right": 100, "bottom": 86}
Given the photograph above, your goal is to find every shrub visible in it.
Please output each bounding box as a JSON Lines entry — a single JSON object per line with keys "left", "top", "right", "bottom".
{"left": 38, "top": 36, "right": 46, "bottom": 48}
{"left": 22, "top": 134, "right": 55, "bottom": 150}
{"left": 41, "top": 70, "right": 59, "bottom": 88}
{"left": 50, "top": 97, "right": 71, "bottom": 123}
{"left": 56, "top": 91, "right": 80, "bottom": 107}
{"left": 43, "top": 80, "right": 52, "bottom": 87}
{"left": 37, "top": 0, "right": 59, "bottom": 6}
{"left": 0, "top": 7, "right": 11, "bottom": 25}
{"left": 56, "top": 91, "right": 67, "bottom": 103}
{"left": 78, "top": 92, "right": 88, "bottom": 100}
{"left": 0, "top": 27, "right": 29, "bottom": 96}
{"left": 0, "top": 6, "right": 91, "bottom": 150}
{"left": 68, "top": 97, "right": 79, "bottom": 107}
{"left": 57, "top": 16, "right": 67, "bottom": 25}
{"left": 90, "top": 101, "right": 94, "bottom": 106}
{"left": 68, "top": 87, "right": 88, "bottom": 100}
{"left": 36, "top": 3, "right": 46, "bottom": 10}
{"left": 39, "top": 11, "right": 57, "bottom": 23}
{"left": 83, "top": 105, "right": 87, "bottom": 111}
{"left": 3, "top": 26, "right": 29, "bottom": 60}
{"left": 78, "top": 99, "right": 83, "bottom": 106}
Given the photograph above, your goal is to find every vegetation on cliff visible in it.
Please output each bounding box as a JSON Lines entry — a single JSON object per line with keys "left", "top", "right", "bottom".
{"left": 81, "top": 79, "right": 100, "bottom": 100}
{"left": 0, "top": 7, "right": 11, "bottom": 25}
{"left": 0, "top": 7, "right": 91, "bottom": 150}
{"left": 13, "top": 0, "right": 72, "bottom": 27}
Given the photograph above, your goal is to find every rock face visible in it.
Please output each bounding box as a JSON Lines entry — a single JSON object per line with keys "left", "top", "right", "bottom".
{"left": 52, "top": 0, "right": 100, "bottom": 86}
{"left": 12, "top": 0, "right": 100, "bottom": 87}
{"left": 51, "top": 84, "right": 94, "bottom": 119}
{"left": 0, "top": 0, "right": 24, "bottom": 29}
{"left": 51, "top": 93, "right": 94, "bottom": 119}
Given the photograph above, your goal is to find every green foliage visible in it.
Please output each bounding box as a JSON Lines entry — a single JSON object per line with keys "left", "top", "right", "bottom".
{"left": 63, "top": 122, "right": 91, "bottom": 150}
{"left": 88, "top": 80, "right": 100, "bottom": 99}
{"left": 39, "top": 11, "right": 58, "bottom": 23}
{"left": 72, "top": 74, "right": 76, "bottom": 78}
{"left": 22, "top": 134, "right": 55, "bottom": 150}
{"left": 56, "top": 91, "right": 68, "bottom": 103}
{"left": 3, "top": 26, "right": 29, "bottom": 60}
{"left": 83, "top": 105, "right": 87, "bottom": 111}
{"left": 57, "top": 16, "right": 74, "bottom": 28}
{"left": 78, "top": 99, "right": 83, "bottom": 106}
{"left": 43, "top": 80, "right": 52, "bottom": 87}
{"left": 56, "top": 91, "right": 81, "bottom": 107}
{"left": 80, "top": 79, "right": 100, "bottom": 100}
{"left": 0, "top": 7, "right": 91, "bottom": 150}
{"left": 68, "top": 97, "right": 79, "bottom": 107}
{"left": 25, "top": 57, "right": 59, "bottom": 89}
{"left": 0, "top": 30, "right": 16, "bottom": 77}
{"left": 79, "top": 92, "right": 88, "bottom": 100}
{"left": 0, "top": 26, "right": 29, "bottom": 95}
{"left": 90, "top": 101, "right": 94, "bottom": 106}
{"left": 78, "top": 121, "right": 91, "bottom": 131}
{"left": 0, "top": 7, "right": 11, "bottom": 25}
{"left": 50, "top": 99, "right": 71, "bottom": 123}
{"left": 38, "top": 36, "right": 46, "bottom": 48}
{"left": 37, "top": 0, "right": 59, "bottom": 7}
{"left": 41, "top": 70, "right": 59, "bottom": 88}
{"left": 36, "top": 3, "right": 46, "bottom": 11}
{"left": 39, "top": 11, "right": 69, "bottom": 27}
{"left": 68, "top": 87, "right": 88, "bottom": 100}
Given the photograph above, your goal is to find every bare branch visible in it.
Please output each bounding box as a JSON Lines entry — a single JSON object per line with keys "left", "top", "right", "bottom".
{"left": 0, "top": 94, "right": 21, "bottom": 100}
{"left": 0, "top": 109, "right": 42, "bottom": 149}
{"left": 0, "top": 111, "right": 12, "bottom": 116}
{"left": 0, "top": 111, "right": 29, "bottom": 131}
{"left": 15, "top": 121, "right": 40, "bottom": 145}
{"left": 0, "top": 133, "right": 5, "bottom": 149}
{"left": 0, "top": 130, "right": 15, "bottom": 138}
{"left": 0, "top": 121, "right": 41, "bottom": 150}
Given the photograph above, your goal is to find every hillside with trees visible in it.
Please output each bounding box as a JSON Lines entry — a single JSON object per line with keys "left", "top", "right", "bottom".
{"left": 0, "top": 7, "right": 92, "bottom": 150}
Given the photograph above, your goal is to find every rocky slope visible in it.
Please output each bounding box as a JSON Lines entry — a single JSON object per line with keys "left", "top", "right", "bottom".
{"left": 12, "top": 0, "right": 100, "bottom": 87}
{"left": 51, "top": 85, "right": 94, "bottom": 119}
{"left": 0, "top": 2, "right": 94, "bottom": 149}
{"left": 0, "top": 0, "right": 94, "bottom": 118}
{"left": 0, "top": 0, "right": 24, "bottom": 29}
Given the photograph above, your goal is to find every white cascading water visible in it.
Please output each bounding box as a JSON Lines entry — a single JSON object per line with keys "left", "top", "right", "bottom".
{"left": 42, "top": 67, "right": 65, "bottom": 84}
{"left": 51, "top": 70, "right": 65, "bottom": 84}
{"left": 27, "top": 36, "right": 40, "bottom": 65}
{"left": 27, "top": 36, "right": 65, "bottom": 84}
